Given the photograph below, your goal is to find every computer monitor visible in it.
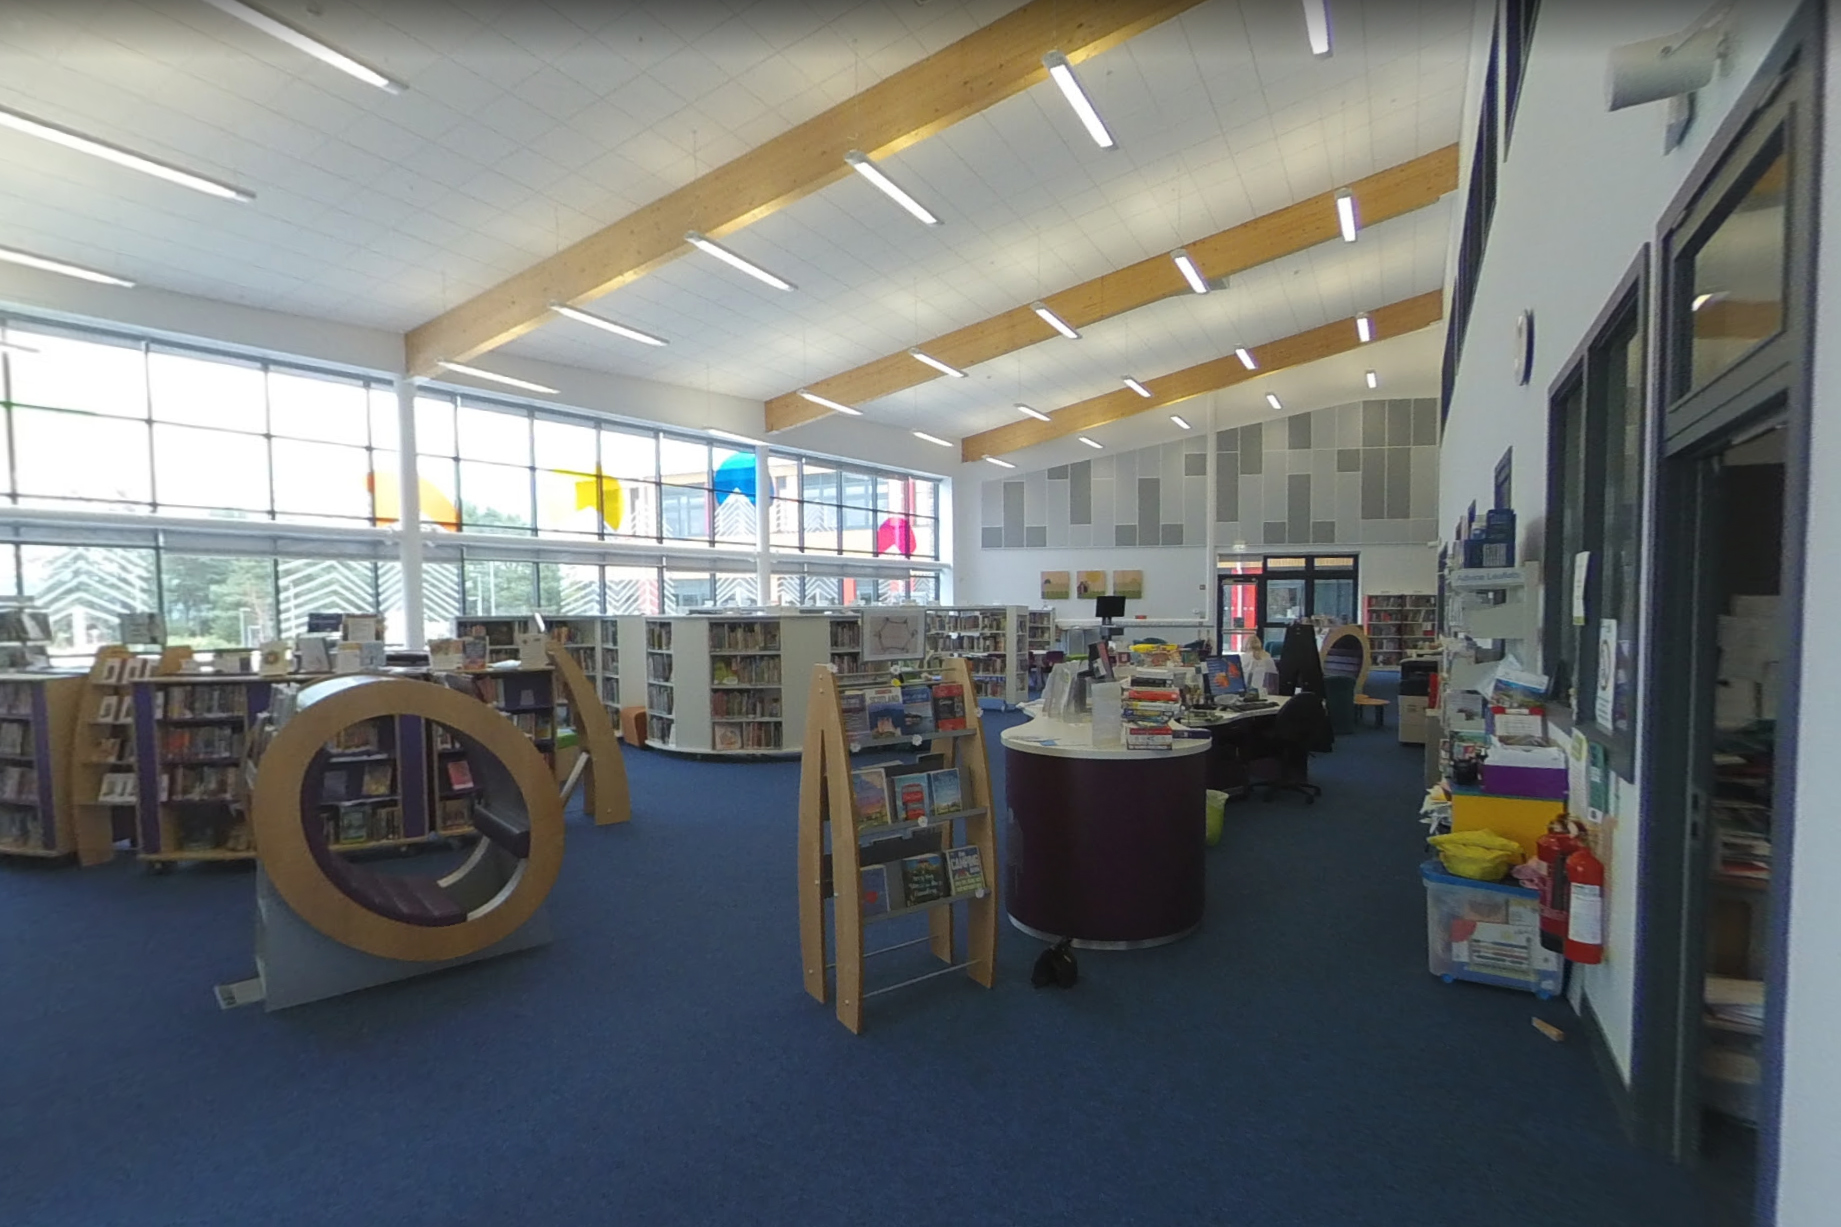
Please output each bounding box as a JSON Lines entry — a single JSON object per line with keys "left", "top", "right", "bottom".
{"left": 1094, "top": 595, "right": 1126, "bottom": 620}
{"left": 1205, "top": 655, "right": 1247, "bottom": 696}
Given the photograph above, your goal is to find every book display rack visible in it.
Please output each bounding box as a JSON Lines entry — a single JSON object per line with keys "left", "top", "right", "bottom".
{"left": 797, "top": 655, "right": 997, "bottom": 1034}
{"left": 640, "top": 615, "right": 835, "bottom": 756}
{"left": 1363, "top": 594, "right": 1439, "bottom": 666}
{"left": 308, "top": 709, "right": 433, "bottom": 854}
{"left": 923, "top": 606, "right": 1028, "bottom": 708}
{"left": 69, "top": 647, "right": 146, "bottom": 866}
{"left": 0, "top": 670, "right": 84, "bottom": 861}
{"left": 134, "top": 676, "right": 273, "bottom": 868}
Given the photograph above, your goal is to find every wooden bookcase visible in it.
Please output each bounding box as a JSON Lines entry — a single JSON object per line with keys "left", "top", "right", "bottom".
{"left": 309, "top": 711, "right": 434, "bottom": 852}
{"left": 68, "top": 648, "right": 149, "bottom": 866}
{"left": 640, "top": 615, "right": 833, "bottom": 756}
{"left": 134, "top": 676, "right": 272, "bottom": 868}
{"left": 1362, "top": 593, "right": 1439, "bottom": 666}
{"left": 923, "top": 605, "right": 1028, "bottom": 708}
{"left": 0, "top": 671, "right": 84, "bottom": 861}
{"left": 797, "top": 655, "right": 997, "bottom": 1034}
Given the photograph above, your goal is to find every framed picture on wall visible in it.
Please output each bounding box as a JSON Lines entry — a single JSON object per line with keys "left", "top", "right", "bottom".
{"left": 1040, "top": 571, "right": 1071, "bottom": 600}
{"left": 1112, "top": 570, "right": 1144, "bottom": 600}
{"left": 1076, "top": 570, "right": 1107, "bottom": 598}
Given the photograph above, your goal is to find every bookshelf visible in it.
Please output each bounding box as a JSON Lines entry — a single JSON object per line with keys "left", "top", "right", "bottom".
{"left": 828, "top": 615, "right": 864, "bottom": 673}
{"left": 796, "top": 655, "right": 997, "bottom": 1034}
{"left": 135, "top": 676, "right": 272, "bottom": 868}
{"left": 0, "top": 671, "right": 84, "bottom": 861}
{"left": 308, "top": 710, "right": 433, "bottom": 852}
{"left": 1363, "top": 594, "right": 1439, "bottom": 667}
{"left": 543, "top": 639, "right": 630, "bottom": 825}
{"left": 923, "top": 606, "right": 1028, "bottom": 708}
{"left": 69, "top": 648, "right": 160, "bottom": 866}
{"left": 641, "top": 615, "right": 837, "bottom": 756}
{"left": 1026, "top": 609, "right": 1057, "bottom": 652}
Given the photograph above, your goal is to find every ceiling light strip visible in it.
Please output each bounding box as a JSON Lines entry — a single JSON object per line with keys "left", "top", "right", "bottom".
{"left": 1302, "top": 0, "right": 1333, "bottom": 56}
{"left": 1365, "top": 370, "right": 1379, "bottom": 389}
{"left": 551, "top": 304, "right": 667, "bottom": 346}
{"left": 1078, "top": 436, "right": 1104, "bottom": 449}
{"left": 1335, "top": 189, "right": 1359, "bottom": 242}
{"left": 1015, "top": 403, "right": 1051, "bottom": 422}
{"left": 1032, "top": 302, "right": 1080, "bottom": 339}
{"left": 436, "top": 361, "right": 558, "bottom": 395}
{"left": 844, "top": 150, "right": 940, "bottom": 225}
{"left": 684, "top": 231, "right": 793, "bottom": 290}
{"left": 1235, "top": 348, "right": 1258, "bottom": 370}
{"left": 1172, "top": 249, "right": 1208, "bottom": 294}
{"left": 199, "top": 0, "right": 406, "bottom": 94}
{"left": 1355, "top": 312, "right": 1374, "bottom": 343}
{"left": 913, "top": 431, "right": 954, "bottom": 447}
{"left": 0, "top": 244, "right": 135, "bottom": 286}
{"left": 909, "top": 348, "right": 966, "bottom": 378}
{"left": 1042, "top": 50, "right": 1116, "bottom": 149}
{"left": 0, "top": 105, "right": 254, "bottom": 201}
{"left": 797, "top": 389, "right": 862, "bottom": 416}
{"left": 1122, "top": 377, "right": 1152, "bottom": 398}
{"left": 984, "top": 456, "right": 1017, "bottom": 468}
{"left": 1170, "top": 415, "right": 1191, "bottom": 430}
{"left": 1265, "top": 393, "right": 1283, "bottom": 411}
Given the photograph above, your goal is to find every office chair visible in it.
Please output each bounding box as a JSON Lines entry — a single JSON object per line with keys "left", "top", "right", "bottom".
{"left": 1246, "top": 692, "right": 1327, "bottom": 803}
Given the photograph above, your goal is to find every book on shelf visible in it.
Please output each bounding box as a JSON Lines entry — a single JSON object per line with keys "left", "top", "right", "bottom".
{"left": 438, "top": 797, "right": 473, "bottom": 833}
{"left": 0, "top": 722, "right": 25, "bottom": 755}
{"left": 851, "top": 767, "right": 890, "bottom": 828}
{"left": 361, "top": 763, "right": 393, "bottom": 797}
{"left": 446, "top": 759, "right": 474, "bottom": 791}
{"left": 928, "top": 768, "right": 963, "bottom": 815}
{"left": 516, "top": 684, "right": 537, "bottom": 708}
{"left": 889, "top": 772, "right": 931, "bottom": 823}
{"left": 295, "top": 636, "right": 331, "bottom": 674}
{"left": 900, "top": 852, "right": 949, "bottom": 905}
{"left": 713, "top": 724, "right": 743, "bottom": 751}
{"left": 98, "top": 772, "right": 135, "bottom": 803}
{"left": 373, "top": 803, "right": 402, "bottom": 841}
{"left": 931, "top": 682, "right": 967, "bottom": 730}
{"left": 327, "top": 723, "right": 382, "bottom": 754}
{"left": 860, "top": 864, "right": 893, "bottom": 916}
{"left": 97, "top": 656, "right": 124, "bottom": 685}
{"left": 840, "top": 689, "right": 868, "bottom": 736}
{"left": 462, "top": 636, "right": 490, "bottom": 670}
{"left": 900, "top": 684, "right": 935, "bottom": 736}
{"left": 428, "top": 638, "right": 466, "bottom": 671}
{"left": 322, "top": 768, "right": 352, "bottom": 802}
{"left": 257, "top": 641, "right": 291, "bottom": 676}
{"left": 863, "top": 686, "right": 904, "bottom": 739}
{"left": 946, "top": 845, "right": 987, "bottom": 896}
{"left": 97, "top": 695, "right": 119, "bottom": 724}
{"left": 335, "top": 805, "right": 371, "bottom": 844}
{"left": 343, "top": 614, "right": 382, "bottom": 643}
{"left": 92, "top": 737, "right": 122, "bottom": 763}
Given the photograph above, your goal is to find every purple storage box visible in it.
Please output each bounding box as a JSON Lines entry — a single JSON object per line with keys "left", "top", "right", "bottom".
{"left": 1481, "top": 763, "right": 1568, "bottom": 800}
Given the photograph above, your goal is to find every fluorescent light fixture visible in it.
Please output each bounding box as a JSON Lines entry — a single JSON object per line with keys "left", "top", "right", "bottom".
{"left": 199, "top": 0, "right": 406, "bottom": 94}
{"left": 1122, "top": 377, "right": 1152, "bottom": 398}
{"left": 1691, "top": 291, "right": 1726, "bottom": 311}
{"left": 843, "top": 149, "right": 939, "bottom": 225}
{"left": 1355, "top": 312, "right": 1374, "bottom": 343}
{"left": 551, "top": 304, "right": 667, "bottom": 346}
{"left": 684, "top": 230, "right": 793, "bottom": 290}
{"left": 0, "top": 244, "right": 135, "bottom": 287}
{"left": 797, "top": 389, "right": 861, "bottom": 416}
{"left": 1335, "top": 188, "right": 1359, "bottom": 242}
{"left": 1302, "top": 0, "right": 1333, "bottom": 56}
{"left": 909, "top": 348, "right": 966, "bottom": 378}
{"left": 707, "top": 427, "right": 765, "bottom": 447}
{"left": 1032, "top": 301, "right": 1081, "bottom": 339}
{"left": 1170, "top": 415, "right": 1191, "bottom": 430}
{"left": 1235, "top": 347, "right": 1258, "bottom": 370}
{"left": 1365, "top": 369, "right": 1379, "bottom": 389}
{"left": 436, "top": 362, "right": 558, "bottom": 395}
{"left": 0, "top": 340, "right": 38, "bottom": 354}
{"left": 0, "top": 104, "right": 254, "bottom": 201}
{"left": 913, "top": 431, "right": 954, "bottom": 448}
{"left": 984, "top": 456, "right": 1017, "bottom": 468}
{"left": 1042, "top": 50, "right": 1116, "bottom": 149}
{"left": 1265, "top": 393, "right": 1284, "bottom": 410}
{"left": 1077, "top": 435, "right": 1104, "bottom": 449}
{"left": 1172, "top": 248, "right": 1208, "bottom": 294}
{"left": 1016, "top": 403, "right": 1051, "bottom": 422}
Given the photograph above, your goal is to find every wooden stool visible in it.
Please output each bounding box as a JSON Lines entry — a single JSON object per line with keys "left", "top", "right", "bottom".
{"left": 619, "top": 705, "right": 647, "bottom": 746}
{"left": 1354, "top": 694, "right": 1389, "bottom": 728}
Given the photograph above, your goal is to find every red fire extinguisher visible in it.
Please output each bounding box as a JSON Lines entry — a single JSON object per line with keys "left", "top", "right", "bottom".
{"left": 1564, "top": 842, "right": 1606, "bottom": 965}
{"left": 1536, "top": 819, "right": 1581, "bottom": 954}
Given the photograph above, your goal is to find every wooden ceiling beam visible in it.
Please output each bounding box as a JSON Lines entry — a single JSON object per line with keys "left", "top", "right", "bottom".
{"left": 403, "top": 0, "right": 1208, "bottom": 377}
{"left": 767, "top": 145, "right": 1458, "bottom": 431}
{"left": 958, "top": 291, "right": 1445, "bottom": 461}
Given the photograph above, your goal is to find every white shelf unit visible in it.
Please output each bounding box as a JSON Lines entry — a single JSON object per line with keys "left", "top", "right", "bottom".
{"left": 1025, "top": 609, "right": 1056, "bottom": 652}
{"left": 923, "top": 606, "right": 1028, "bottom": 709}
{"left": 641, "top": 615, "right": 835, "bottom": 756}
{"left": 1445, "top": 564, "right": 1543, "bottom": 645}
{"left": 456, "top": 614, "right": 648, "bottom": 723}
{"left": 1363, "top": 594, "right": 1439, "bottom": 667}
{"left": 827, "top": 614, "right": 865, "bottom": 674}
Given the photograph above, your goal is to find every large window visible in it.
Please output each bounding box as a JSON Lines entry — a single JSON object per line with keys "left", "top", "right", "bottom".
{"left": 769, "top": 452, "right": 939, "bottom": 560}
{"left": 1544, "top": 266, "right": 1646, "bottom": 756}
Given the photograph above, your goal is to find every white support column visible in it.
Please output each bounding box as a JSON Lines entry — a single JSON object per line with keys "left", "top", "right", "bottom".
{"left": 754, "top": 444, "right": 773, "bottom": 603}
{"left": 1203, "top": 398, "right": 1219, "bottom": 646}
{"left": 394, "top": 376, "right": 426, "bottom": 650}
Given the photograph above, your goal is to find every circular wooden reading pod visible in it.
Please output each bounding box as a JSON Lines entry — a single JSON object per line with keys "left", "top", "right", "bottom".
{"left": 1316, "top": 623, "right": 1373, "bottom": 692}
{"left": 249, "top": 675, "right": 564, "bottom": 963}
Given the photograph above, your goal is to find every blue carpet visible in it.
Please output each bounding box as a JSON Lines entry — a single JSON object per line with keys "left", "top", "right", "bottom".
{"left": 1, "top": 697, "right": 1723, "bottom": 1226}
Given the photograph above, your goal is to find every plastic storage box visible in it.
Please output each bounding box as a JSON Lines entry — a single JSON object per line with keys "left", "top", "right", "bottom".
{"left": 1421, "top": 859, "right": 1562, "bottom": 998}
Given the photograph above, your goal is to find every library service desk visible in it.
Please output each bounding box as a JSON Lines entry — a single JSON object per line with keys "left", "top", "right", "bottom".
{"left": 1000, "top": 710, "right": 1211, "bottom": 949}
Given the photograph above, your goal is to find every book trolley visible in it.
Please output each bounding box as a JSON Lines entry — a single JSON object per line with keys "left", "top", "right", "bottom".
{"left": 797, "top": 655, "right": 997, "bottom": 1033}
{"left": 0, "top": 670, "right": 84, "bottom": 862}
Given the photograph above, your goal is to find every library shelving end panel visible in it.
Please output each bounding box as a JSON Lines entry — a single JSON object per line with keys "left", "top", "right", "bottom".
{"left": 796, "top": 654, "right": 997, "bottom": 1035}
{"left": 69, "top": 647, "right": 135, "bottom": 866}
{"left": 546, "top": 640, "right": 630, "bottom": 825}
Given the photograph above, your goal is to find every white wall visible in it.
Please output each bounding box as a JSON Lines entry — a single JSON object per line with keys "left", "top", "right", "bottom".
{"left": 1774, "top": 12, "right": 1841, "bottom": 1223}
{"left": 1439, "top": 0, "right": 1797, "bottom": 1082}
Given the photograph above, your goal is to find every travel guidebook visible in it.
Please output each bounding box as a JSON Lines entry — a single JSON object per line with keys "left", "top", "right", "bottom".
{"left": 900, "top": 852, "right": 948, "bottom": 905}
{"left": 927, "top": 768, "right": 963, "bottom": 815}
{"left": 889, "top": 772, "right": 931, "bottom": 823}
{"left": 863, "top": 686, "right": 904, "bottom": 738}
{"left": 851, "top": 767, "right": 890, "bottom": 827}
{"left": 947, "top": 846, "right": 987, "bottom": 896}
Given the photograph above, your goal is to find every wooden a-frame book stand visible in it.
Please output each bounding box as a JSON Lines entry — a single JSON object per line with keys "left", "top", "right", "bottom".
{"left": 797, "top": 655, "right": 997, "bottom": 1034}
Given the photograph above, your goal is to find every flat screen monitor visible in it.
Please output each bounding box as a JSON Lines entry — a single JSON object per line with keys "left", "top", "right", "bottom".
{"left": 1205, "top": 655, "right": 1247, "bottom": 696}
{"left": 1094, "top": 595, "right": 1126, "bottom": 619}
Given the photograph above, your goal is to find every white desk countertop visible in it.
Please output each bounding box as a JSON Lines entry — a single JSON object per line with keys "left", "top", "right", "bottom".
{"left": 999, "top": 704, "right": 1277, "bottom": 761}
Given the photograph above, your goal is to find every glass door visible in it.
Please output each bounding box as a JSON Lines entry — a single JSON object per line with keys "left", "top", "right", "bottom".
{"left": 1257, "top": 555, "right": 1360, "bottom": 643}
{"left": 1216, "top": 569, "right": 1261, "bottom": 654}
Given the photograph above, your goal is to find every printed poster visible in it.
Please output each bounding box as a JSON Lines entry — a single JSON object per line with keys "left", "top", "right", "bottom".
{"left": 1111, "top": 570, "right": 1144, "bottom": 600}
{"left": 1595, "top": 617, "right": 1617, "bottom": 728}
{"left": 1076, "top": 570, "right": 1107, "bottom": 598}
{"left": 1040, "top": 571, "right": 1071, "bottom": 600}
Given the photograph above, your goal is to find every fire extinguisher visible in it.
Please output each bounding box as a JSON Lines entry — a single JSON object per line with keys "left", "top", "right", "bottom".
{"left": 1564, "top": 842, "right": 1606, "bottom": 965}
{"left": 1536, "top": 819, "right": 1581, "bottom": 954}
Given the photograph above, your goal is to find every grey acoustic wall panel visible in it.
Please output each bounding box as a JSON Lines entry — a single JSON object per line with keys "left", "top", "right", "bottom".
{"left": 1362, "top": 401, "right": 1386, "bottom": 447}
{"left": 1312, "top": 521, "right": 1337, "bottom": 543}
{"left": 1023, "top": 470, "right": 1047, "bottom": 527}
{"left": 1263, "top": 520, "right": 1287, "bottom": 544}
{"left": 1385, "top": 447, "right": 1411, "bottom": 519}
{"left": 1413, "top": 399, "right": 1439, "bottom": 446}
{"left": 1217, "top": 427, "right": 1238, "bottom": 452}
{"left": 1387, "top": 399, "right": 1413, "bottom": 445}
{"left": 1338, "top": 403, "right": 1362, "bottom": 448}
{"left": 1003, "top": 480, "right": 1026, "bottom": 548}
{"left": 1025, "top": 526, "right": 1047, "bottom": 548}
{"left": 1217, "top": 466, "right": 1240, "bottom": 524}
{"left": 1138, "top": 477, "right": 1160, "bottom": 536}
{"left": 1288, "top": 413, "right": 1312, "bottom": 449}
{"left": 981, "top": 527, "right": 1003, "bottom": 548}
{"left": 1361, "top": 449, "right": 1386, "bottom": 519}
{"left": 1411, "top": 444, "right": 1439, "bottom": 519}
{"left": 981, "top": 479, "right": 1003, "bottom": 529}
{"left": 1337, "top": 448, "right": 1362, "bottom": 473}
{"left": 1116, "top": 525, "right": 1137, "bottom": 546}
{"left": 1240, "top": 422, "right": 1263, "bottom": 474}
{"left": 1184, "top": 452, "right": 1207, "bottom": 476}
{"left": 1047, "top": 465, "right": 1069, "bottom": 480}
{"left": 1287, "top": 473, "right": 1311, "bottom": 543}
